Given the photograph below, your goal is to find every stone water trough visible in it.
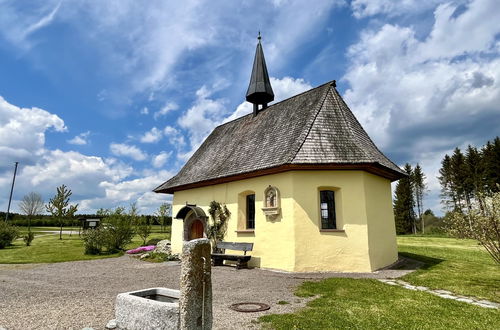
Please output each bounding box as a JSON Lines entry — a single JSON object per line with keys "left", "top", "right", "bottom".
{"left": 115, "top": 288, "right": 180, "bottom": 330}
{"left": 114, "top": 238, "right": 212, "bottom": 330}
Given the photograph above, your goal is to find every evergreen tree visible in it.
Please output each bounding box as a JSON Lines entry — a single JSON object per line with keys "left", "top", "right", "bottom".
{"left": 438, "top": 155, "right": 457, "bottom": 210}
{"left": 394, "top": 164, "right": 415, "bottom": 234}
{"left": 450, "top": 148, "right": 469, "bottom": 210}
{"left": 483, "top": 137, "right": 500, "bottom": 194}
{"left": 412, "top": 164, "right": 427, "bottom": 233}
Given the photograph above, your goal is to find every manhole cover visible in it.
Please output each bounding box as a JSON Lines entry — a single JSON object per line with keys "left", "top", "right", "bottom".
{"left": 230, "top": 302, "right": 270, "bottom": 313}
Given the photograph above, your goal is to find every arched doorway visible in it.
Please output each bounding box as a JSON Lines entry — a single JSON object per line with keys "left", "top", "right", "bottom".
{"left": 175, "top": 205, "right": 208, "bottom": 241}
{"left": 189, "top": 219, "right": 204, "bottom": 240}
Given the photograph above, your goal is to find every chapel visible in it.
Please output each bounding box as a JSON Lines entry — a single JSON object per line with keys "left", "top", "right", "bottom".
{"left": 154, "top": 35, "right": 405, "bottom": 272}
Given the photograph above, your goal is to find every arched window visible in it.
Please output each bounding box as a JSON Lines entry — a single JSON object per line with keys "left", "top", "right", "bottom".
{"left": 319, "top": 190, "right": 336, "bottom": 229}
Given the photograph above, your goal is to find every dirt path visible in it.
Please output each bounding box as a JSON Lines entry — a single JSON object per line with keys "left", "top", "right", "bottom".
{"left": 0, "top": 256, "right": 415, "bottom": 330}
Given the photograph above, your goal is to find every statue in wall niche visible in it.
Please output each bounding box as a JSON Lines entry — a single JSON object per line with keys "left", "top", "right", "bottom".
{"left": 262, "top": 185, "right": 280, "bottom": 219}
{"left": 266, "top": 189, "right": 276, "bottom": 208}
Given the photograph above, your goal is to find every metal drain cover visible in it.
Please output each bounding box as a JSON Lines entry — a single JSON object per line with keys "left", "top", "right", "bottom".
{"left": 230, "top": 302, "right": 270, "bottom": 313}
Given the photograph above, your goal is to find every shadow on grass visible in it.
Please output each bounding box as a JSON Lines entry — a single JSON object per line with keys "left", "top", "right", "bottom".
{"left": 398, "top": 252, "right": 444, "bottom": 270}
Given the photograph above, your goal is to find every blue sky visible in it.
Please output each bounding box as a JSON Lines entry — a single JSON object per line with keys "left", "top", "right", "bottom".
{"left": 1, "top": 0, "right": 499, "bottom": 215}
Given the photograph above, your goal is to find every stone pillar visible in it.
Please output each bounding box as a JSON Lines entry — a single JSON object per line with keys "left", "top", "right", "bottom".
{"left": 179, "top": 238, "right": 212, "bottom": 330}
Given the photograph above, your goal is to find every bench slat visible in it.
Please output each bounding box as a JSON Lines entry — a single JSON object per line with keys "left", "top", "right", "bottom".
{"left": 216, "top": 242, "right": 253, "bottom": 252}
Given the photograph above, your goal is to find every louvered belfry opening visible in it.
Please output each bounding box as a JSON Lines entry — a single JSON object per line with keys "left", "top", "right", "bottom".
{"left": 246, "top": 33, "right": 274, "bottom": 116}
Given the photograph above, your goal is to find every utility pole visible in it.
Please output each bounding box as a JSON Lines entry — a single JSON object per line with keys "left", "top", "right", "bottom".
{"left": 5, "top": 162, "right": 19, "bottom": 222}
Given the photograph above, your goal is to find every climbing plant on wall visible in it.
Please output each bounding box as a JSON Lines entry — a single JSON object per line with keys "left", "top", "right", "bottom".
{"left": 207, "top": 201, "right": 231, "bottom": 253}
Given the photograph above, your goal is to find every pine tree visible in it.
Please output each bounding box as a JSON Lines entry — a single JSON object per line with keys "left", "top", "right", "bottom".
{"left": 394, "top": 164, "right": 415, "bottom": 234}
{"left": 483, "top": 137, "right": 500, "bottom": 194}
{"left": 439, "top": 155, "right": 457, "bottom": 210}
{"left": 450, "top": 148, "right": 469, "bottom": 210}
{"left": 412, "top": 164, "right": 427, "bottom": 234}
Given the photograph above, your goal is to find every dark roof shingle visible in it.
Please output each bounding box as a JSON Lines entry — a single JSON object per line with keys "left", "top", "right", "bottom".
{"left": 155, "top": 81, "right": 405, "bottom": 193}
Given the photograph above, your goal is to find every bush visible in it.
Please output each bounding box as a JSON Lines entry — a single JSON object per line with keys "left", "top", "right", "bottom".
{"left": 445, "top": 192, "right": 500, "bottom": 264}
{"left": 0, "top": 222, "right": 19, "bottom": 249}
{"left": 23, "top": 232, "right": 35, "bottom": 246}
{"left": 142, "top": 251, "right": 179, "bottom": 263}
{"left": 146, "top": 238, "right": 162, "bottom": 246}
{"left": 98, "top": 207, "right": 135, "bottom": 253}
{"left": 82, "top": 228, "right": 104, "bottom": 255}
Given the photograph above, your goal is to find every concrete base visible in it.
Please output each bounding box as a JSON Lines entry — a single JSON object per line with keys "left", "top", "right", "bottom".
{"left": 115, "top": 288, "right": 180, "bottom": 330}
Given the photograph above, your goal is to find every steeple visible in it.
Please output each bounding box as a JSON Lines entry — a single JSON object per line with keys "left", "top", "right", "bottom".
{"left": 246, "top": 32, "right": 274, "bottom": 116}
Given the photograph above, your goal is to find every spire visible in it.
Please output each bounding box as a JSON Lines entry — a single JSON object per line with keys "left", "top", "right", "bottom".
{"left": 246, "top": 32, "right": 274, "bottom": 115}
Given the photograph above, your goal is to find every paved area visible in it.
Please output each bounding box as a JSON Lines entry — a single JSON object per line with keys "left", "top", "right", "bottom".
{"left": 0, "top": 256, "right": 415, "bottom": 330}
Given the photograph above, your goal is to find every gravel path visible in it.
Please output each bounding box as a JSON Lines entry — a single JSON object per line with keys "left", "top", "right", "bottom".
{"left": 0, "top": 257, "right": 415, "bottom": 329}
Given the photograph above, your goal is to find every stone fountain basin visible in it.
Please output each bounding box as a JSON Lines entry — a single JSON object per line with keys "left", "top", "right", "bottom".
{"left": 115, "top": 287, "right": 180, "bottom": 330}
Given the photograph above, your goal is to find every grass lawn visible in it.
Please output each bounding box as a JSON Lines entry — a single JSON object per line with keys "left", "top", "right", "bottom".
{"left": 0, "top": 229, "right": 171, "bottom": 264}
{"left": 259, "top": 278, "right": 499, "bottom": 329}
{"left": 398, "top": 235, "right": 499, "bottom": 302}
{"left": 260, "top": 236, "right": 500, "bottom": 329}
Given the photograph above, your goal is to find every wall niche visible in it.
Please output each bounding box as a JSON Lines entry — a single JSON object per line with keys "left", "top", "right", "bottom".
{"left": 262, "top": 185, "right": 280, "bottom": 220}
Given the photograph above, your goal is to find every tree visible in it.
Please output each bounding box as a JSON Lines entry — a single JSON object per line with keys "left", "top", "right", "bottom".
{"left": 483, "top": 137, "right": 500, "bottom": 194}
{"left": 412, "top": 164, "right": 427, "bottom": 233}
{"left": 98, "top": 207, "right": 135, "bottom": 252}
{"left": 207, "top": 201, "right": 231, "bottom": 252}
{"left": 439, "top": 154, "right": 456, "bottom": 210}
{"left": 394, "top": 163, "right": 415, "bottom": 234}
{"left": 45, "top": 185, "right": 78, "bottom": 240}
{"left": 446, "top": 191, "right": 500, "bottom": 264}
{"left": 19, "top": 192, "right": 44, "bottom": 239}
{"left": 132, "top": 203, "right": 151, "bottom": 245}
{"left": 155, "top": 203, "right": 172, "bottom": 233}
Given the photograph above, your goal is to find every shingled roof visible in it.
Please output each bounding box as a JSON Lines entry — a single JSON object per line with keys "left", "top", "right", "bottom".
{"left": 154, "top": 81, "right": 405, "bottom": 194}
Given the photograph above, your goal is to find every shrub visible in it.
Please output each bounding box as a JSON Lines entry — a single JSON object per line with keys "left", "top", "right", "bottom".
{"left": 143, "top": 251, "right": 179, "bottom": 263}
{"left": 0, "top": 222, "right": 19, "bottom": 249}
{"left": 82, "top": 228, "right": 104, "bottom": 255}
{"left": 446, "top": 191, "right": 500, "bottom": 264}
{"left": 146, "top": 238, "right": 163, "bottom": 246}
{"left": 100, "top": 207, "right": 135, "bottom": 253}
{"left": 23, "top": 231, "right": 35, "bottom": 246}
{"left": 136, "top": 217, "right": 152, "bottom": 246}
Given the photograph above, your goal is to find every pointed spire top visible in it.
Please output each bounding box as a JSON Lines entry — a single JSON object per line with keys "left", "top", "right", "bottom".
{"left": 246, "top": 32, "right": 274, "bottom": 114}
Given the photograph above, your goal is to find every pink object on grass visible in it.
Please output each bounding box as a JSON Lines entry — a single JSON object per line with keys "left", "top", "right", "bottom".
{"left": 126, "top": 245, "right": 156, "bottom": 254}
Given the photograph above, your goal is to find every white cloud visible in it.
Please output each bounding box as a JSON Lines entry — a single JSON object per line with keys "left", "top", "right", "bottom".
{"left": 152, "top": 151, "right": 172, "bottom": 168}
{"left": 154, "top": 102, "right": 178, "bottom": 120}
{"left": 350, "top": 0, "right": 460, "bottom": 18}
{"left": 140, "top": 107, "right": 149, "bottom": 115}
{"left": 83, "top": 170, "right": 174, "bottom": 213}
{"left": 139, "top": 127, "right": 162, "bottom": 143}
{"left": 344, "top": 0, "right": 500, "bottom": 214}
{"left": 0, "top": 95, "right": 66, "bottom": 171}
{"left": 110, "top": 143, "right": 147, "bottom": 161}
{"left": 178, "top": 85, "right": 228, "bottom": 152}
{"left": 164, "top": 126, "right": 186, "bottom": 147}
{"left": 67, "top": 131, "right": 90, "bottom": 145}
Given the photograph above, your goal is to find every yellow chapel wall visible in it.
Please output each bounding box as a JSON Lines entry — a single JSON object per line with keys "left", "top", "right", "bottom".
{"left": 291, "top": 171, "right": 372, "bottom": 272}
{"left": 171, "top": 172, "right": 297, "bottom": 271}
{"left": 170, "top": 170, "right": 397, "bottom": 272}
{"left": 363, "top": 172, "right": 398, "bottom": 270}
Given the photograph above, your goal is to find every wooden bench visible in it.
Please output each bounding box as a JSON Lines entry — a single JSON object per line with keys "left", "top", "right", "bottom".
{"left": 211, "top": 242, "right": 253, "bottom": 269}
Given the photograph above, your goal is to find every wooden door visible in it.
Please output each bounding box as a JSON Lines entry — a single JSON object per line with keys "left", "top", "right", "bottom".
{"left": 189, "top": 219, "right": 204, "bottom": 240}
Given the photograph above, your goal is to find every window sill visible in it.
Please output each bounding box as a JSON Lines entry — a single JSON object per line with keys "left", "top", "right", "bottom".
{"left": 235, "top": 230, "right": 255, "bottom": 234}
{"left": 319, "top": 229, "right": 345, "bottom": 232}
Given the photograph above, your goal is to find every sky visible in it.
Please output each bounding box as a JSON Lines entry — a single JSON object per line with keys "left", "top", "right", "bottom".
{"left": 0, "top": 0, "right": 499, "bottom": 215}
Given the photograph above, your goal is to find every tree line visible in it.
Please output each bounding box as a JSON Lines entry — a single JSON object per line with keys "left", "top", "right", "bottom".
{"left": 439, "top": 137, "right": 500, "bottom": 212}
